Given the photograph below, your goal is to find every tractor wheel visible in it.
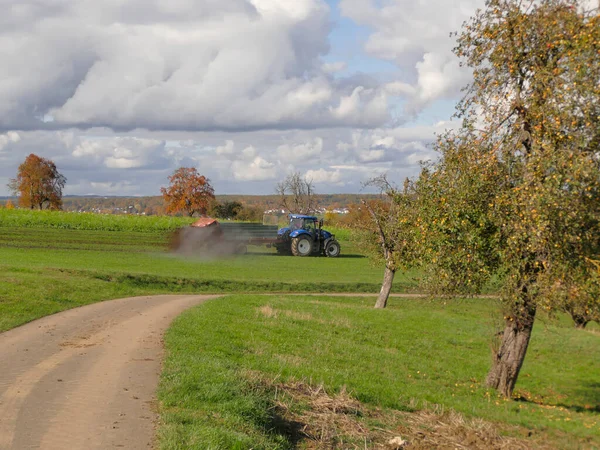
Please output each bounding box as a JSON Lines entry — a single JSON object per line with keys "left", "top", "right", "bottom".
{"left": 324, "top": 239, "right": 341, "bottom": 257}
{"left": 291, "top": 236, "right": 313, "bottom": 256}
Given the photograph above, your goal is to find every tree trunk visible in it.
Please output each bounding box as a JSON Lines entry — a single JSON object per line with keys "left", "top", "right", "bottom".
{"left": 486, "top": 302, "right": 536, "bottom": 397}
{"left": 569, "top": 312, "right": 588, "bottom": 329}
{"left": 375, "top": 265, "right": 395, "bottom": 309}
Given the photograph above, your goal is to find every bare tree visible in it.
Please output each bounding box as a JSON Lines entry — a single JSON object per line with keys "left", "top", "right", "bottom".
{"left": 359, "top": 175, "right": 411, "bottom": 309}
{"left": 276, "top": 172, "right": 317, "bottom": 214}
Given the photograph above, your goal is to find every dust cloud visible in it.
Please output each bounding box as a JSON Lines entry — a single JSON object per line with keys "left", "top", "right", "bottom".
{"left": 169, "top": 227, "right": 247, "bottom": 258}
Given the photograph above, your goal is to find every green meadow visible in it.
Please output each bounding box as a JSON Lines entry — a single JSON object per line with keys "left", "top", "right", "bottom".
{"left": 1, "top": 209, "right": 598, "bottom": 448}
{"left": 159, "top": 295, "right": 600, "bottom": 449}
{"left": 0, "top": 209, "right": 415, "bottom": 331}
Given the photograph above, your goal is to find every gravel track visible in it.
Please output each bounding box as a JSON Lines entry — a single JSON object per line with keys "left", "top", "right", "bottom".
{"left": 0, "top": 295, "right": 218, "bottom": 450}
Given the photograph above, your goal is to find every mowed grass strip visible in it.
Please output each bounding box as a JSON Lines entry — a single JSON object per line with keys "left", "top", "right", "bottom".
{"left": 0, "top": 248, "right": 408, "bottom": 284}
{"left": 0, "top": 209, "right": 415, "bottom": 294}
{"left": 0, "top": 222, "right": 418, "bottom": 287}
{"left": 158, "top": 295, "right": 600, "bottom": 449}
{"left": 0, "top": 220, "right": 416, "bottom": 331}
{"left": 0, "top": 227, "right": 170, "bottom": 252}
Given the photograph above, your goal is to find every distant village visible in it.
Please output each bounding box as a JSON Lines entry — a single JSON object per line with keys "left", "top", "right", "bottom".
{"left": 1, "top": 194, "right": 366, "bottom": 218}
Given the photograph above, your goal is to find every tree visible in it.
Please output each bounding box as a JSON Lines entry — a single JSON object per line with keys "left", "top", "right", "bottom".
{"left": 357, "top": 176, "right": 422, "bottom": 309}
{"left": 408, "top": 0, "right": 600, "bottom": 397}
{"left": 544, "top": 257, "right": 600, "bottom": 329}
{"left": 236, "top": 204, "right": 263, "bottom": 222}
{"left": 8, "top": 154, "right": 66, "bottom": 210}
{"left": 210, "top": 200, "right": 243, "bottom": 220}
{"left": 276, "top": 172, "right": 317, "bottom": 214}
{"left": 161, "top": 167, "right": 215, "bottom": 217}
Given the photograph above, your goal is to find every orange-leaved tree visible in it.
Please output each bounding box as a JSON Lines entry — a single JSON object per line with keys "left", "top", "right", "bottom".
{"left": 8, "top": 153, "right": 66, "bottom": 210}
{"left": 161, "top": 167, "right": 215, "bottom": 217}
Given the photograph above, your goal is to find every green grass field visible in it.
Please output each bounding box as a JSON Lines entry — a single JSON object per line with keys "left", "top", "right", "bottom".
{"left": 0, "top": 210, "right": 416, "bottom": 331}
{"left": 0, "top": 208, "right": 195, "bottom": 231}
{"left": 1, "top": 209, "right": 598, "bottom": 449}
{"left": 159, "top": 295, "right": 600, "bottom": 449}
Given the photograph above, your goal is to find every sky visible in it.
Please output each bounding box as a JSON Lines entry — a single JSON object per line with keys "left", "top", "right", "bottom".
{"left": 0, "top": 0, "right": 488, "bottom": 197}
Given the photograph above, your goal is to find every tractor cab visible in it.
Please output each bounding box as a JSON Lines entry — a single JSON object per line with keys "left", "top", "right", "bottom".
{"left": 289, "top": 215, "right": 318, "bottom": 233}
{"left": 276, "top": 214, "right": 341, "bottom": 257}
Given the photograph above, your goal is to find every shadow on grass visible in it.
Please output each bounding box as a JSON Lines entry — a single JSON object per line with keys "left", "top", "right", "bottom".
{"left": 267, "top": 411, "right": 306, "bottom": 448}
{"left": 514, "top": 382, "right": 600, "bottom": 414}
{"left": 70, "top": 269, "right": 384, "bottom": 294}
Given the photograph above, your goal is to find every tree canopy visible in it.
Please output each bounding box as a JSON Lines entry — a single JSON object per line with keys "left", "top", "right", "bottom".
{"left": 161, "top": 167, "right": 215, "bottom": 217}
{"left": 358, "top": 0, "right": 599, "bottom": 397}
{"left": 8, "top": 153, "right": 66, "bottom": 210}
{"left": 427, "top": 0, "right": 599, "bottom": 397}
{"left": 210, "top": 200, "right": 243, "bottom": 220}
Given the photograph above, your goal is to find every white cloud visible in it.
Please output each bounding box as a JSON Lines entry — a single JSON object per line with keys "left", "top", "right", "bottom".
{"left": 322, "top": 61, "right": 347, "bottom": 74}
{"left": 0, "top": 131, "right": 21, "bottom": 151}
{"left": 1, "top": 0, "right": 486, "bottom": 196}
{"left": 72, "top": 137, "right": 167, "bottom": 170}
{"left": 87, "top": 180, "right": 136, "bottom": 194}
{"left": 0, "top": 0, "right": 391, "bottom": 132}
{"left": 0, "top": 123, "right": 452, "bottom": 196}
{"left": 414, "top": 52, "right": 469, "bottom": 105}
{"left": 384, "top": 81, "right": 416, "bottom": 97}
{"left": 406, "top": 151, "right": 434, "bottom": 165}
{"left": 305, "top": 168, "right": 344, "bottom": 185}
{"left": 276, "top": 137, "right": 323, "bottom": 163}
{"left": 339, "top": 0, "right": 482, "bottom": 110}
{"left": 359, "top": 149, "right": 385, "bottom": 162}
{"left": 232, "top": 156, "right": 277, "bottom": 181}
{"left": 334, "top": 122, "right": 453, "bottom": 170}
{"left": 216, "top": 140, "right": 235, "bottom": 156}
{"left": 330, "top": 87, "right": 388, "bottom": 124}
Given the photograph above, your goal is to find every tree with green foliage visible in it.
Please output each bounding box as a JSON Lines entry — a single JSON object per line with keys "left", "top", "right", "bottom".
{"left": 210, "top": 200, "right": 243, "bottom": 220}
{"left": 8, "top": 153, "right": 66, "bottom": 210}
{"left": 404, "top": 0, "right": 600, "bottom": 397}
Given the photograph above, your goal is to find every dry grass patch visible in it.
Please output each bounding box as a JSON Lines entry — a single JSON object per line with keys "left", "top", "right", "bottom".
{"left": 257, "top": 305, "right": 314, "bottom": 321}
{"left": 267, "top": 380, "right": 554, "bottom": 450}
{"left": 274, "top": 353, "right": 305, "bottom": 366}
{"left": 257, "top": 304, "right": 351, "bottom": 327}
{"left": 258, "top": 304, "right": 278, "bottom": 318}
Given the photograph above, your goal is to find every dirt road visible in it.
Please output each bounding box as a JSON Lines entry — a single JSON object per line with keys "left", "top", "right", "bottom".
{"left": 0, "top": 295, "right": 217, "bottom": 450}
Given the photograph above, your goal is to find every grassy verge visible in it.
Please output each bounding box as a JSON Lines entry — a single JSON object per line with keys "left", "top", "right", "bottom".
{"left": 158, "top": 294, "right": 600, "bottom": 449}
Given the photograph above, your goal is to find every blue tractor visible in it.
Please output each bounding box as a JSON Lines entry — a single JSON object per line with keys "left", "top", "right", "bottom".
{"left": 275, "top": 214, "right": 341, "bottom": 257}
